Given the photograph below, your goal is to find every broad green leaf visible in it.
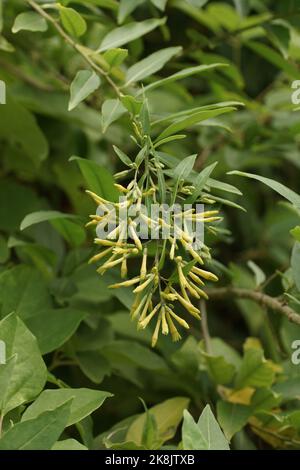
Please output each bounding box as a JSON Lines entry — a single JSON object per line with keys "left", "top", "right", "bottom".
{"left": 127, "top": 397, "right": 189, "bottom": 447}
{"left": 291, "top": 226, "right": 300, "bottom": 242}
{"left": 12, "top": 12, "right": 47, "bottom": 33}
{"left": 0, "top": 265, "right": 52, "bottom": 320}
{"left": 0, "top": 313, "right": 47, "bottom": 415}
{"left": 125, "top": 47, "right": 182, "bottom": 86}
{"left": 97, "top": 18, "right": 166, "bottom": 52}
{"left": 76, "top": 351, "right": 111, "bottom": 384}
{"left": 103, "top": 48, "right": 128, "bottom": 68}
{"left": 157, "top": 108, "right": 235, "bottom": 141}
{"left": 291, "top": 242, "right": 300, "bottom": 292}
{"left": 101, "top": 98, "right": 126, "bottom": 132}
{"left": 228, "top": 170, "right": 300, "bottom": 209}
{"left": 264, "top": 21, "right": 291, "bottom": 59}
{"left": 120, "top": 95, "right": 143, "bottom": 115}
{"left": 0, "top": 356, "right": 17, "bottom": 413}
{"left": 20, "top": 210, "right": 86, "bottom": 247}
{"left": 118, "top": 0, "right": 145, "bottom": 24}
{"left": 139, "top": 63, "right": 226, "bottom": 94}
{"left": 0, "top": 401, "right": 72, "bottom": 450}
{"left": 59, "top": 5, "right": 87, "bottom": 37}
{"left": 26, "top": 308, "right": 86, "bottom": 354}
{"left": 217, "top": 401, "right": 251, "bottom": 441}
{"left": 52, "top": 439, "right": 88, "bottom": 450}
{"left": 70, "top": 156, "right": 118, "bottom": 201}
{"left": 235, "top": 348, "right": 275, "bottom": 389}
{"left": 22, "top": 388, "right": 113, "bottom": 426}
{"left": 0, "top": 95, "right": 48, "bottom": 166}
{"left": 203, "top": 353, "right": 236, "bottom": 385}
{"left": 68, "top": 70, "right": 101, "bottom": 111}
{"left": 182, "top": 406, "right": 229, "bottom": 450}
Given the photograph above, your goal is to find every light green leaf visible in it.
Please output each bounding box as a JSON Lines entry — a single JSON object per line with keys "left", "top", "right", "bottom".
{"left": 59, "top": 5, "right": 87, "bottom": 37}
{"left": 186, "top": 162, "right": 218, "bottom": 203}
{"left": 97, "top": 18, "right": 166, "bottom": 52}
{"left": 235, "top": 348, "right": 275, "bottom": 389}
{"left": 22, "top": 388, "right": 113, "bottom": 426}
{"left": 113, "top": 145, "right": 133, "bottom": 167}
{"left": 103, "top": 48, "right": 128, "bottom": 68}
{"left": 291, "top": 226, "right": 300, "bottom": 242}
{"left": 127, "top": 397, "right": 189, "bottom": 447}
{"left": 68, "top": 70, "right": 101, "bottom": 111}
{"left": 173, "top": 154, "right": 197, "bottom": 181}
{"left": 52, "top": 439, "right": 88, "bottom": 450}
{"left": 120, "top": 95, "right": 143, "bottom": 115}
{"left": 0, "top": 313, "right": 47, "bottom": 415}
{"left": 70, "top": 156, "right": 119, "bottom": 201}
{"left": 12, "top": 12, "right": 48, "bottom": 33}
{"left": 228, "top": 170, "right": 300, "bottom": 209}
{"left": 101, "top": 98, "right": 126, "bottom": 132}
{"left": 139, "top": 63, "right": 226, "bottom": 94}
{"left": 182, "top": 406, "right": 229, "bottom": 450}
{"left": 0, "top": 401, "right": 72, "bottom": 450}
{"left": 247, "top": 261, "right": 266, "bottom": 287}
{"left": 125, "top": 47, "right": 182, "bottom": 86}
{"left": 151, "top": 0, "right": 168, "bottom": 11}
{"left": 157, "top": 108, "right": 235, "bottom": 141}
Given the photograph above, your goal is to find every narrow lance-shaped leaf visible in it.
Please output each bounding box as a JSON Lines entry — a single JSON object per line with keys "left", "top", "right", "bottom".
{"left": 68, "top": 70, "right": 101, "bottom": 111}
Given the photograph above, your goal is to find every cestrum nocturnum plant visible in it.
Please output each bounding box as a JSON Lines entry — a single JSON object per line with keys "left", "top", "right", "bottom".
{"left": 86, "top": 121, "right": 222, "bottom": 347}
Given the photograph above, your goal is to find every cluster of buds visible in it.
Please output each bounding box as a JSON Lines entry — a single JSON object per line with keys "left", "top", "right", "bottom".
{"left": 86, "top": 177, "right": 221, "bottom": 347}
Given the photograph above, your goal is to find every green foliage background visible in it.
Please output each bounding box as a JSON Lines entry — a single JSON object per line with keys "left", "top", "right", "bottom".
{"left": 1, "top": 0, "right": 300, "bottom": 450}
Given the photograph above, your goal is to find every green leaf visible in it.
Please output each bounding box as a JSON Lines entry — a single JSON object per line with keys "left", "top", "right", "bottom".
{"left": 0, "top": 401, "right": 72, "bottom": 450}
{"left": 264, "top": 21, "right": 291, "bottom": 59}
{"left": 0, "top": 235, "right": 9, "bottom": 264}
{"left": 125, "top": 47, "right": 182, "bottom": 86}
{"left": 26, "top": 308, "right": 86, "bottom": 354}
{"left": 0, "top": 265, "right": 52, "bottom": 320}
{"left": 126, "top": 397, "right": 189, "bottom": 447}
{"left": 151, "top": 0, "right": 168, "bottom": 11}
{"left": 97, "top": 18, "right": 166, "bottom": 52}
{"left": 103, "top": 48, "right": 128, "bottom": 68}
{"left": 70, "top": 156, "right": 119, "bottom": 201}
{"left": 22, "top": 388, "right": 113, "bottom": 426}
{"left": 228, "top": 170, "right": 300, "bottom": 209}
{"left": 157, "top": 108, "right": 235, "bottom": 141}
{"left": 138, "top": 63, "right": 226, "bottom": 94}
{"left": 291, "top": 226, "right": 300, "bottom": 242}
{"left": 0, "top": 313, "right": 47, "bottom": 415}
{"left": 291, "top": 242, "right": 300, "bottom": 292}
{"left": 234, "top": 348, "right": 275, "bottom": 389}
{"left": 12, "top": 12, "right": 48, "bottom": 33}
{"left": 173, "top": 154, "right": 197, "bottom": 181}
{"left": 113, "top": 145, "right": 133, "bottom": 167}
{"left": 76, "top": 351, "right": 111, "bottom": 384}
{"left": 182, "top": 406, "right": 229, "bottom": 450}
{"left": 120, "top": 95, "right": 143, "bottom": 115}
{"left": 59, "top": 5, "right": 87, "bottom": 37}
{"left": 186, "top": 162, "right": 218, "bottom": 203}
{"left": 101, "top": 98, "right": 126, "bottom": 132}
{"left": 217, "top": 402, "right": 251, "bottom": 441}
{"left": 20, "top": 210, "right": 86, "bottom": 247}
{"left": 69, "top": 70, "right": 101, "bottom": 111}
{"left": 118, "top": 0, "right": 145, "bottom": 24}
{"left": 203, "top": 353, "right": 236, "bottom": 385}
{"left": 52, "top": 439, "right": 88, "bottom": 450}
{"left": 0, "top": 356, "right": 18, "bottom": 413}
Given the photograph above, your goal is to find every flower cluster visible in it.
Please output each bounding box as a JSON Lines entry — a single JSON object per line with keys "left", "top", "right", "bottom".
{"left": 86, "top": 176, "right": 221, "bottom": 347}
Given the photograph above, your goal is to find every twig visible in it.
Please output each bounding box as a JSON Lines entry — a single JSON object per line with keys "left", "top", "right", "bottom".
{"left": 206, "top": 287, "right": 300, "bottom": 326}
{"left": 200, "top": 299, "right": 212, "bottom": 354}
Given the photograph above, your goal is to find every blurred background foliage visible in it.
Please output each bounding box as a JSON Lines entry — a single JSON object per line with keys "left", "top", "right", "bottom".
{"left": 1, "top": 0, "right": 300, "bottom": 450}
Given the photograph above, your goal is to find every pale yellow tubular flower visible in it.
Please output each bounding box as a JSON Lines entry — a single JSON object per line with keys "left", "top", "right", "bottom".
{"left": 188, "top": 270, "right": 205, "bottom": 286}
{"left": 128, "top": 221, "right": 143, "bottom": 251}
{"left": 176, "top": 256, "right": 188, "bottom": 289}
{"left": 133, "top": 273, "right": 154, "bottom": 293}
{"left": 107, "top": 223, "right": 122, "bottom": 240}
{"left": 94, "top": 238, "right": 128, "bottom": 247}
{"left": 97, "top": 255, "right": 123, "bottom": 274}
{"left": 121, "top": 257, "right": 127, "bottom": 278}
{"left": 140, "top": 247, "right": 148, "bottom": 280}
{"left": 131, "top": 293, "right": 148, "bottom": 320}
{"left": 185, "top": 282, "right": 200, "bottom": 299}
{"left": 138, "top": 303, "right": 161, "bottom": 329}
{"left": 151, "top": 315, "right": 162, "bottom": 348}
{"left": 85, "top": 219, "right": 100, "bottom": 228}
{"left": 161, "top": 291, "right": 177, "bottom": 301}
{"left": 86, "top": 190, "right": 110, "bottom": 207}
{"left": 170, "top": 287, "right": 201, "bottom": 319}
{"left": 109, "top": 276, "right": 141, "bottom": 289}
{"left": 169, "top": 237, "right": 176, "bottom": 260}
{"left": 189, "top": 216, "right": 222, "bottom": 223}
{"left": 191, "top": 266, "right": 218, "bottom": 282}
{"left": 137, "top": 293, "right": 153, "bottom": 323}
{"left": 114, "top": 183, "right": 129, "bottom": 193}
{"left": 143, "top": 187, "right": 155, "bottom": 197}
{"left": 165, "top": 312, "right": 181, "bottom": 342}
{"left": 165, "top": 306, "right": 189, "bottom": 329}
{"left": 88, "top": 247, "right": 113, "bottom": 264}
{"left": 161, "top": 306, "right": 169, "bottom": 335}
{"left": 189, "top": 281, "right": 209, "bottom": 299}
{"left": 181, "top": 240, "right": 204, "bottom": 264}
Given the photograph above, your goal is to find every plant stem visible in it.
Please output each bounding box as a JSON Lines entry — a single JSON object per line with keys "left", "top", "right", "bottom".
{"left": 206, "top": 286, "right": 300, "bottom": 326}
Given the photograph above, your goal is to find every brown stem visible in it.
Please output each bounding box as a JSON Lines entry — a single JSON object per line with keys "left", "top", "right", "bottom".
{"left": 206, "top": 287, "right": 300, "bottom": 326}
